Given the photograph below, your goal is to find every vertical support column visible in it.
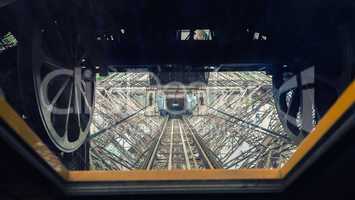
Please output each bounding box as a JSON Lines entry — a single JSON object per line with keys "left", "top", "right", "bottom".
{"left": 145, "top": 89, "right": 156, "bottom": 116}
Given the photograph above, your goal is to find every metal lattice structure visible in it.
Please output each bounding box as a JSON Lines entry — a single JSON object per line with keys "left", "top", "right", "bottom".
{"left": 89, "top": 71, "right": 296, "bottom": 170}
{"left": 187, "top": 72, "right": 296, "bottom": 169}
{"left": 89, "top": 72, "right": 165, "bottom": 170}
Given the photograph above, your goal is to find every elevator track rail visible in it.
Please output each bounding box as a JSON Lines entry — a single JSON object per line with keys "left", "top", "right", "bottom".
{"left": 146, "top": 117, "right": 216, "bottom": 170}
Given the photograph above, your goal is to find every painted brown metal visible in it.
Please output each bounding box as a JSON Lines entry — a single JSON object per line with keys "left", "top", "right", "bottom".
{"left": 0, "top": 97, "right": 69, "bottom": 179}
{"left": 280, "top": 81, "right": 355, "bottom": 177}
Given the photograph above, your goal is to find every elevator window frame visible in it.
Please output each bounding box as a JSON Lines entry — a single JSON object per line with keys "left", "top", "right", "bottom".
{"left": 0, "top": 81, "right": 354, "bottom": 195}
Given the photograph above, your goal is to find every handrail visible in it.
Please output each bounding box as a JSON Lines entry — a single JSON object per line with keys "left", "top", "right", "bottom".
{"left": 89, "top": 106, "right": 148, "bottom": 140}
{"left": 207, "top": 106, "right": 293, "bottom": 143}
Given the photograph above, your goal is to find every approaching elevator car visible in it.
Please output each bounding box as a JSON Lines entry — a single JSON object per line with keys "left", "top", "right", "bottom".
{"left": 157, "top": 93, "right": 196, "bottom": 117}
